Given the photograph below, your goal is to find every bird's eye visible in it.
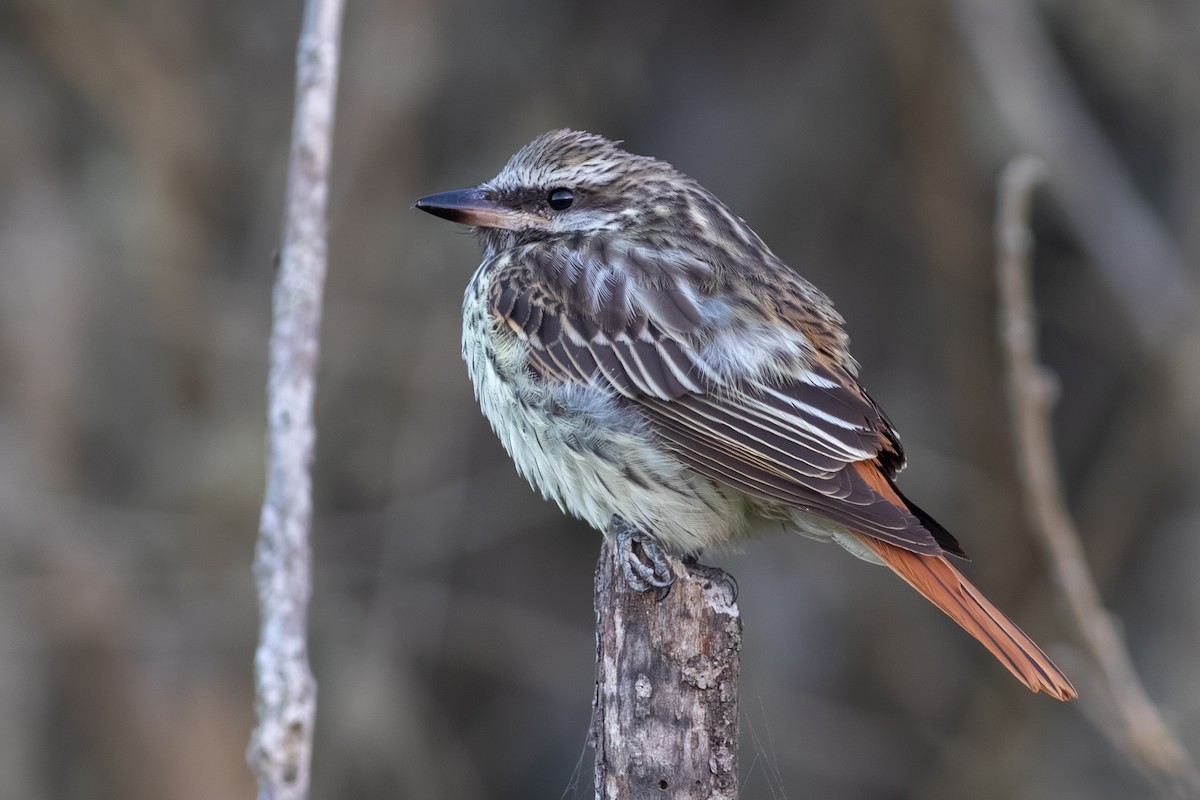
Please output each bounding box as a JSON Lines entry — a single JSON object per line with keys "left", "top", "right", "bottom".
{"left": 547, "top": 188, "right": 574, "bottom": 211}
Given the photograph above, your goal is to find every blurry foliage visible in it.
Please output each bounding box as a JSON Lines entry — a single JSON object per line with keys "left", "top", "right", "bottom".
{"left": 0, "top": 0, "right": 1197, "bottom": 798}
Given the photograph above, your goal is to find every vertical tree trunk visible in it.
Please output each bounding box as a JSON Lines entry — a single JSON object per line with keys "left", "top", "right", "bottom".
{"left": 593, "top": 536, "right": 741, "bottom": 800}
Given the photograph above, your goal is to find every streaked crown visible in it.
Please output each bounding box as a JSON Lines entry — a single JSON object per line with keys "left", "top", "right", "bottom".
{"left": 474, "top": 129, "right": 679, "bottom": 240}
{"left": 415, "top": 130, "right": 773, "bottom": 268}
{"left": 489, "top": 130, "right": 648, "bottom": 195}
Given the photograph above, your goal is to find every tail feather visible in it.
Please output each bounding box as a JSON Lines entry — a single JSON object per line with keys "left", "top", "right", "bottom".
{"left": 853, "top": 532, "right": 1076, "bottom": 700}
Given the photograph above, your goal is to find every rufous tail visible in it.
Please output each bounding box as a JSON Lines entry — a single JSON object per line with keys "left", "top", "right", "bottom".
{"left": 853, "top": 532, "right": 1076, "bottom": 700}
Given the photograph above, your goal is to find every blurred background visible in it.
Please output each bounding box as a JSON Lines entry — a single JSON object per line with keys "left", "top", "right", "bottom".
{"left": 1, "top": 0, "right": 1198, "bottom": 797}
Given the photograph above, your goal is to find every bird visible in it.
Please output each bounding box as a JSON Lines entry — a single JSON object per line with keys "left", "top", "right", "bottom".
{"left": 413, "top": 129, "right": 1076, "bottom": 700}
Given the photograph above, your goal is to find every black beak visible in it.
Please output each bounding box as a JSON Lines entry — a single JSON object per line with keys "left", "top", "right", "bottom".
{"left": 412, "top": 187, "right": 544, "bottom": 230}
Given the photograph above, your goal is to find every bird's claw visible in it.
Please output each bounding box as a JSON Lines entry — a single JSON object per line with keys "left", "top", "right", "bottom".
{"left": 614, "top": 520, "right": 674, "bottom": 593}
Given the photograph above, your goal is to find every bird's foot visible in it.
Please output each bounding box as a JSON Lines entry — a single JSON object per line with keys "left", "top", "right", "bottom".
{"left": 612, "top": 518, "right": 674, "bottom": 593}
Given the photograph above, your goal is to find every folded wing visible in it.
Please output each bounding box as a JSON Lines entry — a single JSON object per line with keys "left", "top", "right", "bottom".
{"left": 490, "top": 241, "right": 962, "bottom": 557}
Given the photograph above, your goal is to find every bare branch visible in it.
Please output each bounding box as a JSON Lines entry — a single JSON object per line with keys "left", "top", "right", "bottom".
{"left": 593, "top": 536, "right": 741, "bottom": 800}
{"left": 996, "top": 155, "right": 1200, "bottom": 797}
{"left": 248, "top": 1, "right": 346, "bottom": 798}
{"left": 958, "top": 0, "right": 1199, "bottom": 351}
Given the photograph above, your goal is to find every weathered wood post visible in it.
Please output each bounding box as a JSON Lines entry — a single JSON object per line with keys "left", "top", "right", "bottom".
{"left": 593, "top": 534, "right": 742, "bottom": 800}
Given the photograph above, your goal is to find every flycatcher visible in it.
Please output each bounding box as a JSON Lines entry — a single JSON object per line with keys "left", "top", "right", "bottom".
{"left": 414, "top": 129, "right": 1075, "bottom": 700}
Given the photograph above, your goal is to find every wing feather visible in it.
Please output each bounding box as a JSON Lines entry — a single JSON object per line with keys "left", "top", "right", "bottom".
{"left": 487, "top": 241, "right": 946, "bottom": 556}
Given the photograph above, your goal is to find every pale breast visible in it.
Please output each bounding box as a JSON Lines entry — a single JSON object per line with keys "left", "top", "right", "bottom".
{"left": 460, "top": 266, "right": 750, "bottom": 553}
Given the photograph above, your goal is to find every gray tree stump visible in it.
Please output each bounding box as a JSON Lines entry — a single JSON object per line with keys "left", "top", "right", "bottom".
{"left": 593, "top": 534, "right": 741, "bottom": 800}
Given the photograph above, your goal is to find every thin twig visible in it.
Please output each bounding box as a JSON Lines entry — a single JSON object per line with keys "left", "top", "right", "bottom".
{"left": 957, "top": 0, "right": 1199, "bottom": 352}
{"left": 248, "top": 1, "right": 346, "bottom": 798}
{"left": 996, "top": 155, "right": 1200, "bottom": 797}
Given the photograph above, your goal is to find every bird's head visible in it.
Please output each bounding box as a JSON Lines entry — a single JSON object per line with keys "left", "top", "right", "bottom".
{"left": 413, "top": 129, "right": 688, "bottom": 247}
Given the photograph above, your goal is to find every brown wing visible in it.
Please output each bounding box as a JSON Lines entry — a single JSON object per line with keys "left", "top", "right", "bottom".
{"left": 489, "top": 245, "right": 961, "bottom": 557}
